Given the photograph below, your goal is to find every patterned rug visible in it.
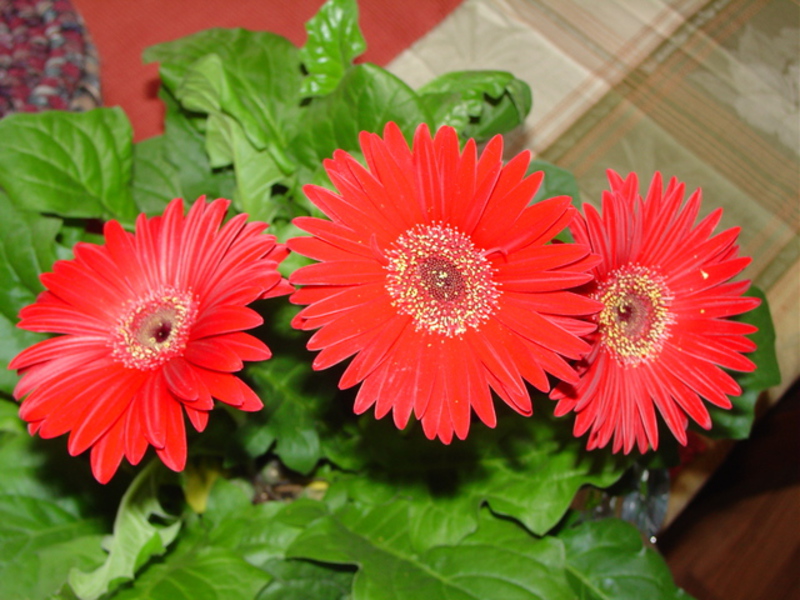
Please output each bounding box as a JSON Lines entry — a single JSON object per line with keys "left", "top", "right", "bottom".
{"left": 0, "top": 0, "right": 100, "bottom": 117}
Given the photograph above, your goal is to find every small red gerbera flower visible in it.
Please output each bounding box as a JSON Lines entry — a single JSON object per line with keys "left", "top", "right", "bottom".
{"left": 551, "top": 171, "right": 760, "bottom": 453}
{"left": 288, "top": 122, "right": 601, "bottom": 442}
{"left": 9, "top": 198, "right": 292, "bottom": 483}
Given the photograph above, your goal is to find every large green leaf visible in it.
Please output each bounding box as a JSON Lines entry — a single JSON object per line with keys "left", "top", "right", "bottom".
{"left": 145, "top": 28, "right": 303, "bottom": 152}
{"left": 69, "top": 462, "right": 182, "bottom": 600}
{"left": 204, "top": 113, "right": 286, "bottom": 222}
{"left": 0, "top": 495, "right": 105, "bottom": 600}
{"left": 418, "top": 70, "right": 532, "bottom": 141}
{"left": 0, "top": 191, "right": 60, "bottom": 394}
{"left": 112, "top": 547, "right": 270, "bottom": 600}
{"left": 288, "top": 503, "right": 575, "bottom": 600}
{"left": 560, "top": 519, "right": 693, "bottom": 600}
{"left": 257, "top": 559, "right": 354, "bottom": 600}
{"left": 300, "top": 0, "right": 366, "bottom": 97}
{"left": 328, "top": 407, "right": 630, "bottom": 540}
{"left": 0, "top": 424, "right": 106, "bottom": 517}
{"left": 131, "top": 134, "right": 183, "bottom": 216}
{"left": 291, "top": 64, "right": 432, "bottom": 171}
{"left": 0, "top": 108, "right": 136, "bottom": 223}
{"left": 704, "top": 286, "right": 780, "bottom": 439}
{"left": 158, "top": 89, "right": 237, "bottom": 205}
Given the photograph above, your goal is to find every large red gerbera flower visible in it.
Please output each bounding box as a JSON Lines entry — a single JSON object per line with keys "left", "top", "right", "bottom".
{"left": 551, "top": 171, "right": 760, "bottom": 453}
{"left": 287, "top": 122, "right": 601, "bottom": 442}
{"left": 9, "top": 198, "right": 292, "bottom": 483}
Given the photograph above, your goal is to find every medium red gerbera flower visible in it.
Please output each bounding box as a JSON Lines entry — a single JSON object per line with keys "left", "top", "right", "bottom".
{"left": 551, "top": 171, "right": 760, "bottom": 453}
{"left": 287, "top": 122, "right": 601, "bottom": 442}
{"left": 9, "top": 198, "right": 292, "bottom": 483}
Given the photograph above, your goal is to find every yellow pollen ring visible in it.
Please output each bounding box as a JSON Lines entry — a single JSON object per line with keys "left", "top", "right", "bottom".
{"left": 110, "top": 287, "right": 198, "bottom": 370}
{"left": 596, "top": 264, "right": 673, "bottom": 367}
{"left": 385, "top": 222, "right": 500, "bottom": 337}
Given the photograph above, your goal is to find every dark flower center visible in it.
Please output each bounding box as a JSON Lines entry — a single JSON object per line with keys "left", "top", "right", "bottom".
{"left": 135, "top": 311, "right": 178, "bottom": 348}
{"left": 596, "top": 265, "right": 673, "bottom": 366}
{"left": 111, "top": 287, "right": 198, "bottom": 370}
{"left": 419, "top": 256, "right": 465, "bottom": 302}
{"left": 385, "top": 223, "right": 500, "bottom": 337}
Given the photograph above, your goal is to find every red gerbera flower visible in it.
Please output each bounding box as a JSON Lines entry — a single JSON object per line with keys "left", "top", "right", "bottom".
{"left": 9, "top": 198, "right": 292, "bottom": 483}
{"left": 551, "top": 171, "right": 760, "bottom": 453}
{"left": 287, "top": 122, "right": 601, "bottom": 442}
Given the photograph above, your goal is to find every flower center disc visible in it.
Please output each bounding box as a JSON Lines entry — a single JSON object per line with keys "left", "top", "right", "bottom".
{"left": 596, "top": 265, "right": 673, "bottom": 366}
{"left": 385, "top": 223, "right": 499, "bottom": 337}
{"left": 111, "top": 287, "right": 198, "bottom": 370}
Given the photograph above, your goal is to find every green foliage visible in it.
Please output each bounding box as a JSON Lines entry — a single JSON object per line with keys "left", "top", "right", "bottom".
{"left": 243, "top": 357, "right": 336, "bottom": 475}
{"left": 560, "top": 519, "right": 693, "bottom": 599}
{"left": 287, "top": 504, "right": 691, "bottom": 600}
{"left": 0, "top": 411, "right": 117, "bottom": 600}
{"left": 291, "top": 63, "right": 432, "bottom": 173}
{"left": 418, "top": 70, "right": 532, "bottom": 141}
{"left": 0, "top": 108, "right": 136, "bottom": 224}
{"left": 300, "top": 0, "right": 366, "bottom": 97}
{"left": 324, "top": 407, "right": 631, "bottom": 541}
{"left": 0, "top": 496, "right": 105, "bottom": 600}
{"left": 0, "top": 193, "right": 57, "bottom": 393}
{"left": 69, "top": 463, "right": 182, "bottom": 600}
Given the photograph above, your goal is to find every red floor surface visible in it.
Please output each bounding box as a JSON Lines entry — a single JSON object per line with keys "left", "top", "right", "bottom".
{"left": 72, "top": 0, "right": 463, "bottom": 141}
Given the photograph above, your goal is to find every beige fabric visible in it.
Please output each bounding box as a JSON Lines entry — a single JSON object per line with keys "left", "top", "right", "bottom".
{"left": 389, "top": 0, "right": 800, "bottom": 399}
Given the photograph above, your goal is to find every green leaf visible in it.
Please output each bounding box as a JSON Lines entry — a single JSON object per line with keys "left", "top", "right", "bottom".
{"left": 145, "top": 29, "right": 303, "bottom": 152}
{"left": 288, "top": 502, "right": 575, "bottom": 600}
{"left": 158, "top": 89, "right": 237, "bottom": 204}
{"left": 0, "top": 191, "right": 59, "bottom": 394}
{"left": 205, "top": 113, "right": 285, "bottom": 222}
{"left": 257, "top": 559, "right": 354, "bottom": 600}
{"left": 705, "top": 286, "right": 781, "bottom": 439}
{"left": 529, "top": 159, "right": 580, "bottom": 204}
{"left": 244, "top": 357, "right": 336, "bottom": 475}
{"left": 131, "top": 135, "right": 183, "bottom": 216}
{"left": 0, "top": 415, "right": 122, "bottom": 524}
{"left": 0, "top": 429, "right": 98, "bottom": 516}
{"left": 199, "top": 478, "right": 328, "bottom": 565}
{"left": 0, "top": 398, "right": 24, "bottom": 434}
{"left": 0, "top": 314, "right": 46, "bottom": 396}
{"left": 418, "top": 70, "right": 532, "bottom": 141}
{"left": 0, "top": 192, "right": 59, "bottom": 315}
{"left": 115, "top": 477, "right": 333, "bottom": 600}
{"left": 300, "top": 0, "right": 366, "bottom": 97}
{"left": 68, "top": 462, "right": 182, "bottom": 600}
{"left": 112, "top": 547, "right": 271, "bottom": 600}
{"left": 331, "top": 407, "right": 630, "bottom": 540}
{"left": 292, "top": 63, "right": 432, "bottom": 170}
{"left": 466, "top": 421, "right": 627, "bottom": 535}
{"left": 0, "top": 108, "right": 136, "bottom": 223}
{"left": 327, "top": 473, "right": 481, "bottom": 552}
{"left": 560, "top": 519, "right": 693, "bottom": 600}
{"left": 0, "top": 495, "right": 105, "bottom": 600}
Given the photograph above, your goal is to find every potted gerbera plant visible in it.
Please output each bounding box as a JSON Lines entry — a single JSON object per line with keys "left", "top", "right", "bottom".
{"left": 0, "top": 1, "right": 779, "bottom": 599}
